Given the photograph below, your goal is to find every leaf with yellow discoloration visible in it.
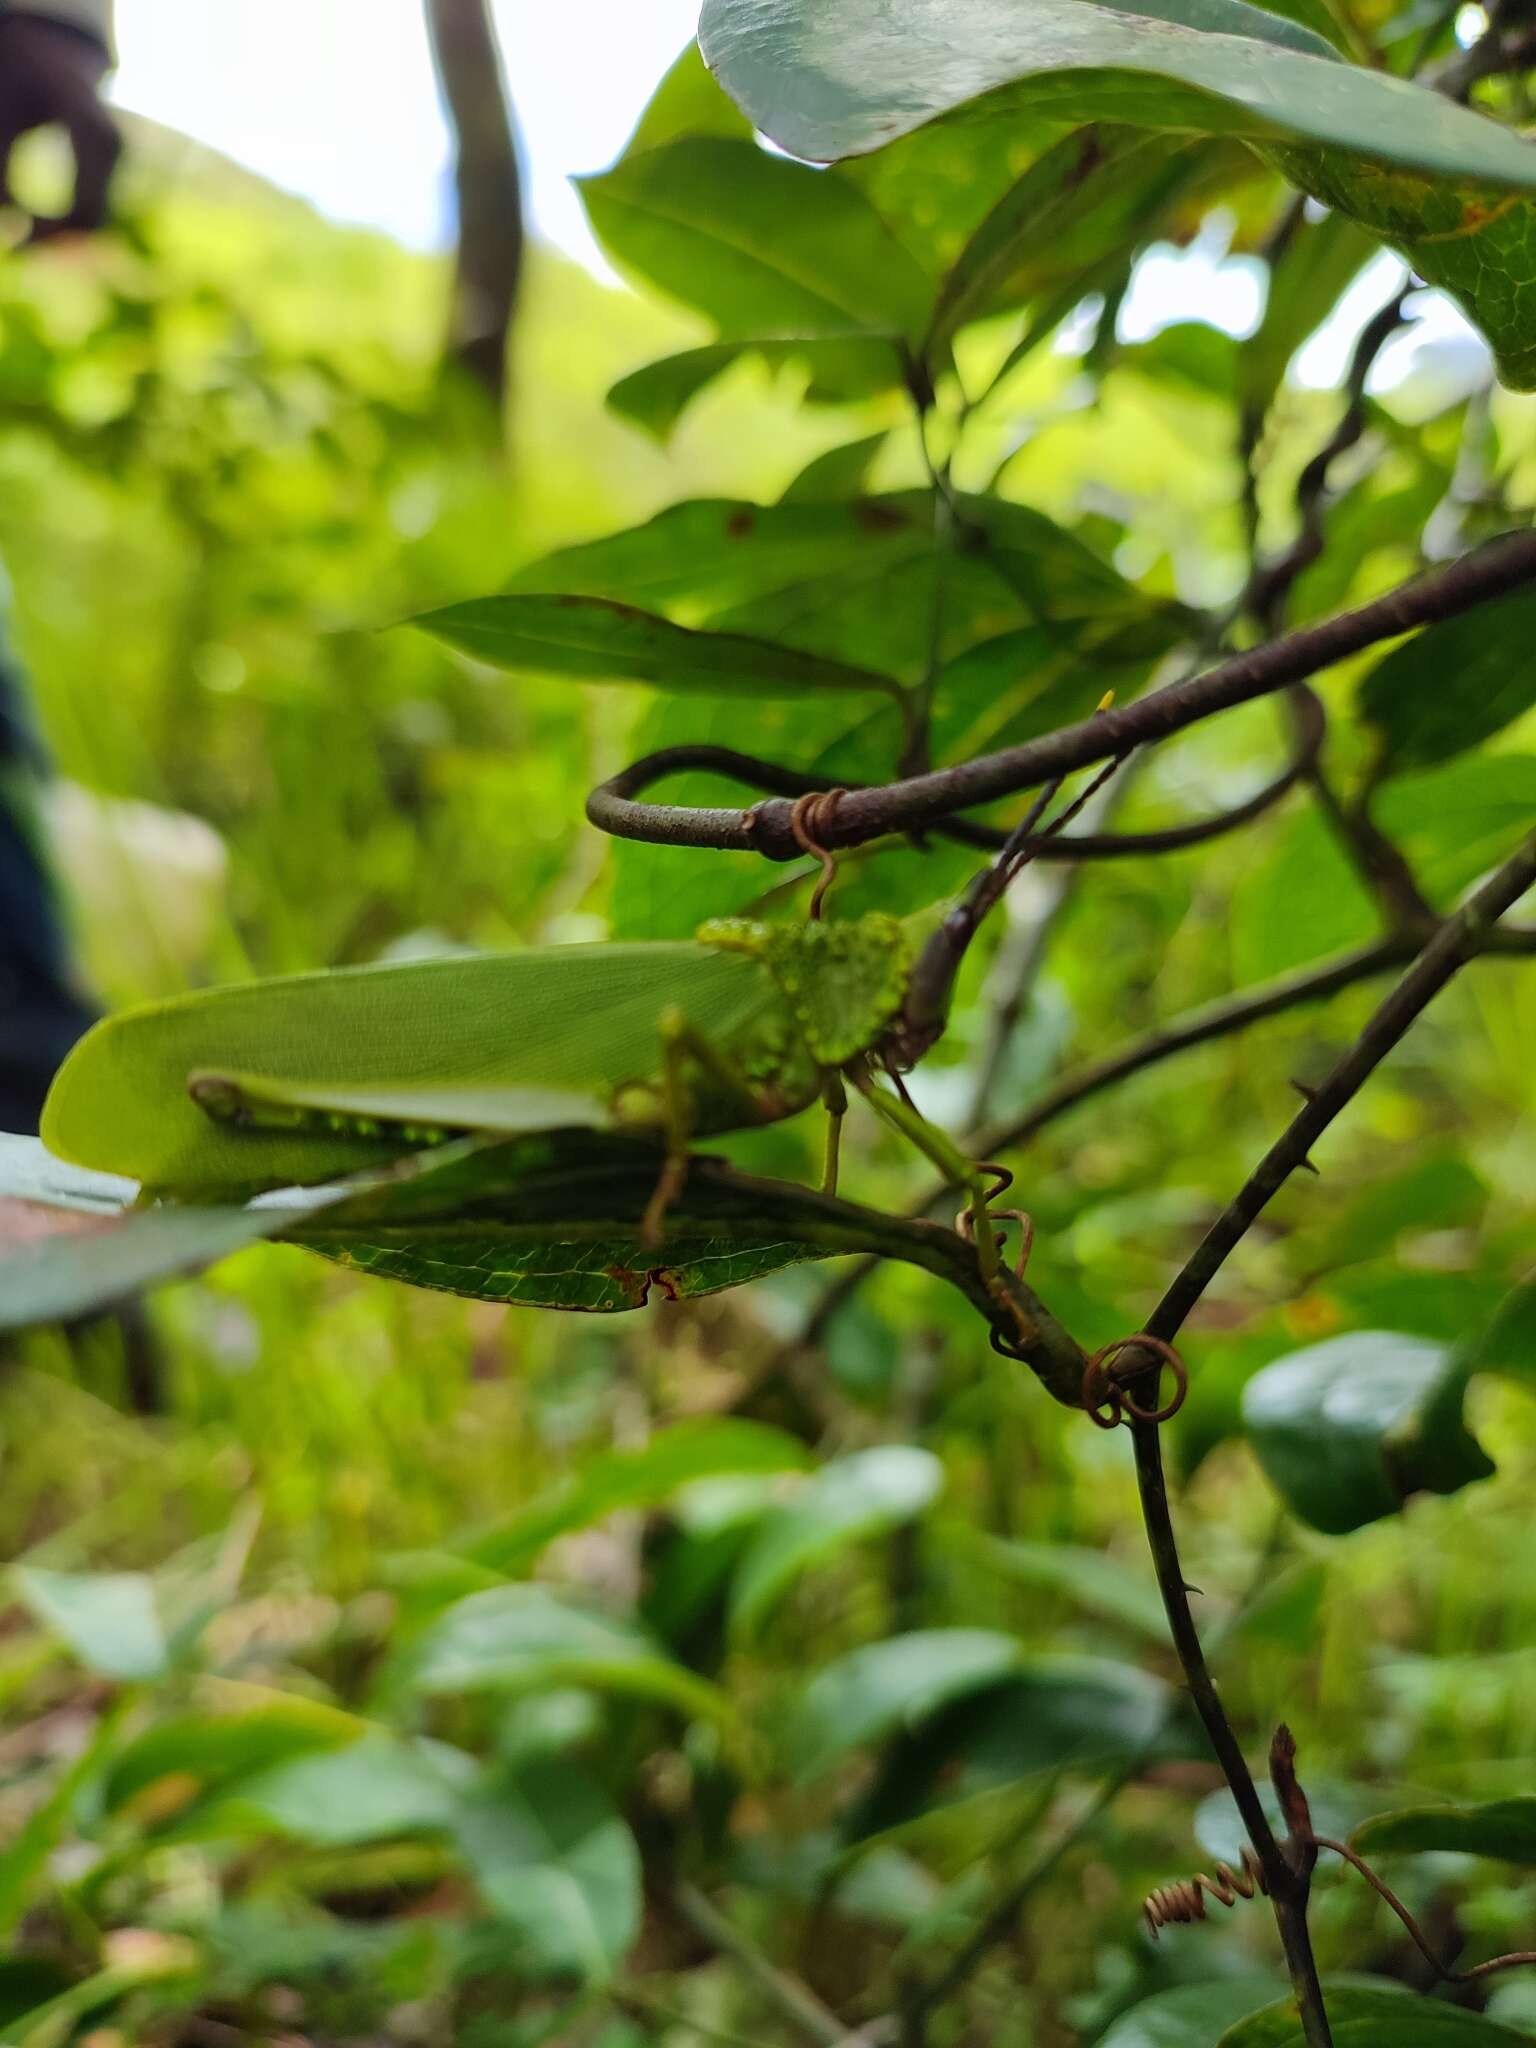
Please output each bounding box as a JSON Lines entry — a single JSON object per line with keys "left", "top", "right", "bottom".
{"left": 1274, "top": 143, "right": 1536, "bottom": 389}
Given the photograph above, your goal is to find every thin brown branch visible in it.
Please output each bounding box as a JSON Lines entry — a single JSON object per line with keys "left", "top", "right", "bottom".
{"left": 1315, "top": 1837, "right": 1536, "bottom": 1984}
{"left": 1132, "top": 1419, "right": 1333, "bottom": 2044}
{"left": 591, "top": 696, "right": 1324, "bottom": 870}
{"left": 1144, "top": 830, "right": 1536, "bottom": 1347}
{"left": 587, "top": 532, "right": 1536, "bottom": 855}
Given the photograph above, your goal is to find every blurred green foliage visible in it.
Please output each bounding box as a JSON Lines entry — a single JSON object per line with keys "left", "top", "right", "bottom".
{"left": 4, "top": 29, "right": 1536, "bottom": 2048}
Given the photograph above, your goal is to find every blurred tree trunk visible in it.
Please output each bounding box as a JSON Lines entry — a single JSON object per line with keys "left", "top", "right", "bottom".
{"left": 424, "top": 0, "right": 523, "bottom": 407}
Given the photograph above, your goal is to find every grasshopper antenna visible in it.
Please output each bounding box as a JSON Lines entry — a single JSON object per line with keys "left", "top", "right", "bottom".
{"left": 888, "top": 698, "right": 1129, "bottom": 1068}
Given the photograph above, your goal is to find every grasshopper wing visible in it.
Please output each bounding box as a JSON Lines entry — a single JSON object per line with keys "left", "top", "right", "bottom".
{"left": 42, "top": 942, "right": 779, "bottom": 1195}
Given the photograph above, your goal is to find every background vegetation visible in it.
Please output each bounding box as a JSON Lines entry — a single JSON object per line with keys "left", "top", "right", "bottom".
{"left": 5, "top": 27, "right": 1536, "bottom": 2045}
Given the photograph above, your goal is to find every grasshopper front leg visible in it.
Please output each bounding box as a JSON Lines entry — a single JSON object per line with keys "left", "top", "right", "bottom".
{"left": 639, "top": 1008, "right": 796, "bottom": 1248}
{"left": 854, "top": 1070, "right": 1007, "bottom": 1287}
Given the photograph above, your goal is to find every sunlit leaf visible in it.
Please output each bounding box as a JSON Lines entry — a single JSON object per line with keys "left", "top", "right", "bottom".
{"left": 1241, "top": 1331, "right": 1494, "bottom": 1535}
{"left": 927, "top": 127, "right": 1199, "bottom": 354}
{"left": 580, "top": 137, "right": 933, "bottom": 339}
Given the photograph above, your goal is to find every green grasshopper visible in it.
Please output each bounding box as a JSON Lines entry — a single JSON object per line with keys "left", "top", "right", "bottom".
{"left": 39, "top": 891, "right": 1011, "bottom": 1269}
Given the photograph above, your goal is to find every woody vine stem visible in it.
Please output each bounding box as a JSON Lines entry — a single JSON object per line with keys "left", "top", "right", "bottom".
{"left": 586, "top": 381, "right": 1536, "bottom": 2046}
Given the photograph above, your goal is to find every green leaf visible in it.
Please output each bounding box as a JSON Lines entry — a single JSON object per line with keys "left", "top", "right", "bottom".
{"left": 781, "top": 430, "right": 889, "bottom": 504}
{"left": 624, "top": 39, "right": 752, "bottom": 154}
{"left": 1359, "top": 583, "right": 1536, "bottom": 774}
{"left": 453, "top": 1760, "right": 641, "bottom": 1984}
{"left": 788, "top": 1629, "right": 1028, "bottom": 1779}
{"left": 300, "top": 1147, "right": 1090, "bottom": 1411}
{"left": 12, "top": 1566, "right": 168, "bottom": 1680}
{"left": 1274, "top": 145, "right": 1536, "bottom": 389}
{"left": 1238, "top": 208, "right": 1378, "bottom": 417}
{"left": 845, "top": 1655, "right": 1192, "bottom": 1837}
{"left": 728, "top": 1446, "right": 944, "bottom": 1638}
{"left": 1456, "top": 1270, "right": 1536, "bottom": 1387}
{"left": 1195, "top": 1778, "right": 1379, "bottom": 1865}
{"left": 1354, "top": 1796, "right": 1536, "bottom": 1863}
{"left": 1377, "top": 755, "right": 1536, "bottom": 905}
{"left": 407, "top": 1585, "right": 731, "bottom": 1724}
{"left": 460, "top": 1419, "right": 812, "bottom": 1573}
{"left": 102, "top": 1705, "right": 356, "bottom": 1820}
{"left": 927, "top": 127, "right": 1199, "bottom": 353}
{"left": 1241, "top": 1331, "right": 1495, "bottom": 1535}
{"left": 1099, "top": 1979, "right": 1290, "bottom": 2048}
{"left": 579, "top": 137, "right": 933, "bottom": 339}
{"left": 221, "top": 1733, "right": 470, "bottom": 1846}
{"left": 698, "top": 0, "right": 1536, "bottom": 194}
{"left": 1230, "top": 806, "right": 1375, "bottom": 983}
{"left": 946, "top": 1528, "right": 1169, "bottom": 1639}
{"left": 1219, "top": 1986, "right": 1533, "bottom": 2044}
{"left": 606, "top": 338, "right": 900, "bottom": 439}
{"left": 412, "top": 591, "right": 903, "bottom": 700}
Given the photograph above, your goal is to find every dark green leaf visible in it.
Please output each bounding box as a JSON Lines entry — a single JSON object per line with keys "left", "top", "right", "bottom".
{"left": 698, "top": 0, "right": 1536, "bottom": 192}
{"left": 1099, "top": 1980, "right": 1290, "bottom": 2048}
{"left": 1456, "top": 1270, "right": 1536, "bottom": 1387}
{"left": 945, "top": 1528, "right": 1169, "bottom": 1639}
{"left": 1239, "top": 209, "right": 1378, "bottom": 417}
{"left": 1242, "top": 1331, "right": 1495, "bottom": 1535}
{"left": 579, "top": 137, "right": 933, "bottom": 339}
{"left": 406, "top": 1585, "right": 731, "bottom": 1723}
{"left": 606, "top": 338, "right": 901, "bottom": 440}
{"left": 1219, "top": 1985, "right": 1532, "bottom": 2044}
{"left": 412, "top": 591, "right": 903, "bottom": 700}
{"left": 1359, "top": 584, "right": 1536, "bottom": 773}
{"left": 927, "top": 127, "right": 1199, "bottom": 353}
{"left": 453, "top": 1761, "right": 641, "bottom": 1984}
{"left": 460, "top": 1420, "right": 811, "bottom": 1573}
{"left": 788, "top": 1629, "right": 1027, "bottom": 1779}
{"left": 729, "top": 1446, "right": 944, "bottom": 1638}
{"left": 1353, "top": 1797, "right": 1536, "bottom": 1863}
